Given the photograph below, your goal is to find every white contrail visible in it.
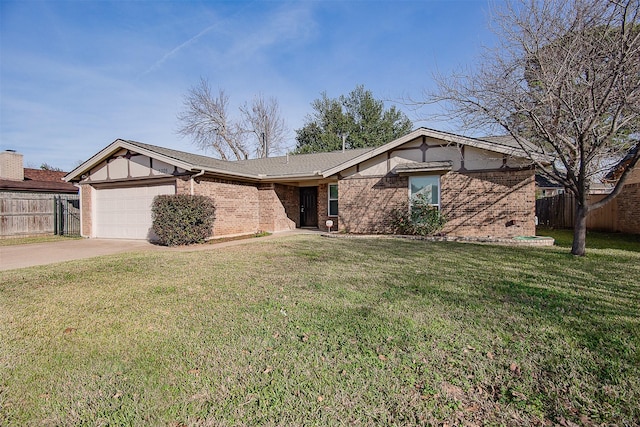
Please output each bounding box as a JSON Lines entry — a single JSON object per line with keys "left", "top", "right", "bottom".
{"left": 141, "top": 1, "right": 256, "bottom": 77}
{"left": 141, "top": 24, "right": 217, "bottom": 76}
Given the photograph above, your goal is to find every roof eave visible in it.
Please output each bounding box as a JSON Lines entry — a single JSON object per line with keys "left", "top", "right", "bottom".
{"left": 198, "top": 167, "right": 259, "bottom": 181}
{"left": 321, "top": 128, "right": 538, "bottom": 178}
{"left": 257, "top": 172, "right": 324, "bottom": 182}
{"left": 65, "top": 139, "right": 198, "bottom": 182}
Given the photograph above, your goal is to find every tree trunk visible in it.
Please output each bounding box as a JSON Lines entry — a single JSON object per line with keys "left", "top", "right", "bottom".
{"left": 571, "top": 204, "right": 588, "bottom": 256}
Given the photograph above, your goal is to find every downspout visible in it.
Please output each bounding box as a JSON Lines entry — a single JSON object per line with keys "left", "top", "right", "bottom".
{"left": 190, "top": 170, "right": 205, "bottom": 195}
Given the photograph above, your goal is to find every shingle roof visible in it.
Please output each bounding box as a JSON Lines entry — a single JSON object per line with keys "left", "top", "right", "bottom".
{"left": 1, "top": 168, "right": 78, "bottom": 193}
{"left": 66, "top": 128, "right": 542, "bottom": 183}
{"left": 535, "top": 174, "right": 563, "bottom": 188}
{"left": 124, "top": 140, "right": 373, "bottom": 178}
{"left": 478, "top": 135, "right": 545, "bottom": 156}
{"left": 123, "top": 140, "right": 254, "bottom": 175}
{"left": 233, "top": 148, "right": 374, "bottom": 177}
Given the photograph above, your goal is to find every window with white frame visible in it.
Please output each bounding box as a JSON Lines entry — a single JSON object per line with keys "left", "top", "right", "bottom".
{"left": 409, "top": 175, "right": 440, "bottom": 208}
{"left": 328, "top": 183, "right": 338, "bottom": 216}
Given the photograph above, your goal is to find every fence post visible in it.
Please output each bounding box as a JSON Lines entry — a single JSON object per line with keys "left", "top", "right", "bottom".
{"left": 53, "top": 196, "right": 59, "bottom": 235}
{"left": 59, "top": 197, "right": 65, "bottom": 235}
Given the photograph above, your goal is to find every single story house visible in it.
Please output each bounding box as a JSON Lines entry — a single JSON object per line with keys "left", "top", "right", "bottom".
{"left": 64, "top": 128, "right": 539, "bottom": 240}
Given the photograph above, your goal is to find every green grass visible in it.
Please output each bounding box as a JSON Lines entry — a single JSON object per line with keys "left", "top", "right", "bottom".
{"left": 205, "top": 231, "right": 272, "bottom": 245}
{"left": 537, "top": 226, "right": 640, "bottom": 252}
{"left": 1, "top": 235, "right": 639, "bottom": 426}
{"left": 0, "top": 235, "right": 81, "bottom": 247}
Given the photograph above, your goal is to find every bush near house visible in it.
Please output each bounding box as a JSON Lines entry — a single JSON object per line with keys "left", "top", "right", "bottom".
{"left": 390, "top": 193, "right": 447, "bottom": 236}
{"left": 151, "top": 194, "right": 215, "bottom": 246}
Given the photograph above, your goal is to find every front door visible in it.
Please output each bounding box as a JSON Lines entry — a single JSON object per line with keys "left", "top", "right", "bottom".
{"left": 300, "top": 187, "right": 318, "bottom": 227}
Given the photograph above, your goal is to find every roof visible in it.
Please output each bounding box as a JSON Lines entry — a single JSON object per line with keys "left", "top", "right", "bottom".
{"left": 65, "top": 128, "right": 538, "bottom": 183}
{"left": 604, "top": 143, "right": 640, "bottom": 182}
{"left": 1, "top": 168, "right": 78, "bottom": 193}
{"left": 320, "top": 128, "right": 541, "bottom": 177}
{"left": 479, "top": 134, "right": 550, "bottom": 156}
{"left": 233, "top": 148, "right": 374, "bottom": 177}
{"left": 535, "top": 174, "right": 563, "bottom": 188}
{"left": 127, "top": 139, "right": 374, "bottom": 178}
{"left": 394, "top": 161, "right": 453, "bottom": 174}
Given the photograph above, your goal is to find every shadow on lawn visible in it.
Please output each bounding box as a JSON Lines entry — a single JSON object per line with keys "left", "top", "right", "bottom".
{"left": 537, "top": 227, "right": 640, "bottom": 252}
{"left": 388, "top": 243, "right": 640, "bottom": 371}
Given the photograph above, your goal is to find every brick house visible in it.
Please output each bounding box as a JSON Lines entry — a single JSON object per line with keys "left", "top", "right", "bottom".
{"left": 64, "top": 128, "right": 539, "bottom": 240}
{"left": 601, "top": 147, "right": 640, "bottom": 234}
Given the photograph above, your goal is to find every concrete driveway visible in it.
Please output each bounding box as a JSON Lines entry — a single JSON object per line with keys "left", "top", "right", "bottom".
{"left": 0, "top": 238, "right": 161, "bottom": 271}
{"left": 0, "top": 230, "right": 320, "bottom": 271}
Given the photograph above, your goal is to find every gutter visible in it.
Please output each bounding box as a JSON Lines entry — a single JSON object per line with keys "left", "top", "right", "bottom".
{"left": 190, "top": 169, "right": 205, "bottom": 195}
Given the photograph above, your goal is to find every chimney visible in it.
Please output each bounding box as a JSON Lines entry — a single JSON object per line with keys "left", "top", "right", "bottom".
{"left": 0, "top": 150, "right": 24, "bottom": 181}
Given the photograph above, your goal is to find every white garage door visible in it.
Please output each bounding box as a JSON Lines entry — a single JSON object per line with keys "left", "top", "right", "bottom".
{"left": 95, "top": 184, "right": 175, "bottom": 239}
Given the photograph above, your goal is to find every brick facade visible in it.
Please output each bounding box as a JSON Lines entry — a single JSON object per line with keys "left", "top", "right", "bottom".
{"left": 440, "top": 169, "right": 535, "bottom": 237}
{"left": 274, "top": 184, "right": 300, "bottom": 228}
{"left": 616, "top": 182, "right": 640, "bottom": 234}
{"left": 339, "top": 169, "right": 536, "bottom": 237}
{"left": 339, "top": 176, "right": 409, "bottom": 234}
{"left": 177, "top": 176, "right": 297, "bottom": 236}
{"left": 258, "top": 183, "right": 297, "bottom": 232}
{"left": 80, "top": 184, "right": 93, "bottom": 237}
{"left": 317, "top": 183, "right": 339, "bottom": 232}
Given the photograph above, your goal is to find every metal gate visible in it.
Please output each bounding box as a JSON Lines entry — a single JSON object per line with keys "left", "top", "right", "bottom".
{"left": 54, "top": 195, "right": 80, "bottom": 236}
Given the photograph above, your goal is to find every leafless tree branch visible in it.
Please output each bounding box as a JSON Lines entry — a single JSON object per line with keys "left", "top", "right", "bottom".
{"left": 422, "top": 0, "right": 640, "bottom": 255}
{"left": 239, "top": 94, "right": 289, "bottom": 158}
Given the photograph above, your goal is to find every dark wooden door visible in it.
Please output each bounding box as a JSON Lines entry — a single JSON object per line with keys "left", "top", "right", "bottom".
{"left": 299, "top": 187, "right": 318, "bottom": 227}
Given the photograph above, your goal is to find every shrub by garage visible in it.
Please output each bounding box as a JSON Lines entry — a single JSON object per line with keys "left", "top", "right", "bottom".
{"left": 151, "top": 195, "right": 215, "bottom": 246}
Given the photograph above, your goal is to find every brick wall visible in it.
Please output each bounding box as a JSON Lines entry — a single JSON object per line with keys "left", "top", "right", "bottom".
{"left": 339, "top": 176, "right": 408, "bottom": 234}
{"left": 317, "top": 183, "right": 339, "bottom": 232}
{"left": 258, "top": 183, "right": 296, "bottom": 232}
{"left": 180, "top": 176, "right": 298, "bottom": 236}
{"left": 185, "top": 176, "right": 260, "bottom": 236}
{"left": 616, "top": 182, "right": 640, "bottom": 233}
{"left": 441, "top": 169, "right": 535, "bottom": 237}
{"left": 274, "top": 184, "right": 299, "bottom": 227}
{"left": 80, "top": 184, "right": 93, "bottom": 237}
{"left": 338, "top": 169, "right": 535, "bottom": 237}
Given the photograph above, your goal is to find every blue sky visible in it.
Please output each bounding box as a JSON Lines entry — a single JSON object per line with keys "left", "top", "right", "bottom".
{"left": 1, "top": 0, "right": 497, "bottom": 171}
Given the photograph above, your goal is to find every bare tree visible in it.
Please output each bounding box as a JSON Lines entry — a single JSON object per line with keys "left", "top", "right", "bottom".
{"left": 425, "top": 0, "right": 640, "bottom": 256}
{"left": 240, "top": 94, "right": 288, "bottom": 158}
{"left": 177, "top": 78, "right": 249, "bottom": 160}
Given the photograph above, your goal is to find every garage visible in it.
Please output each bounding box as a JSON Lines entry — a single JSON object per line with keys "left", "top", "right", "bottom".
{"left": 94, "top": 183, "right": 175, "bottom": 239}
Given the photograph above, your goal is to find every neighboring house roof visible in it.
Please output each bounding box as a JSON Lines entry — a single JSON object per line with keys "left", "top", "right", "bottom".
{"left": 535, "top": 174, "right": 563, "bottom": 189}
{"left": 604, "top": 143, "right": 640, "bottom": 182}
{"left": 65, "top": 127, "right": 539, "bottom": 183}
{"left": 1, "top": 168, "right": 77, "bottom": 193}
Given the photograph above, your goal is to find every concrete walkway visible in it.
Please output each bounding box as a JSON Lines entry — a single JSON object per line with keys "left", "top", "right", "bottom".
{"left": 0, "top": 229, "right": 320, "bottom": 271}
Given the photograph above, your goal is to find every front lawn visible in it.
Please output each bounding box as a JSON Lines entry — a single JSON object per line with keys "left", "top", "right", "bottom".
{"left": 0, "top": 235, "right": 80, "bottom": 247}
{"left": 1, "top": 235, "right": 638, "bottom": 426}
{"left": 537, "top": 226, "right": 640, "bottom": 252}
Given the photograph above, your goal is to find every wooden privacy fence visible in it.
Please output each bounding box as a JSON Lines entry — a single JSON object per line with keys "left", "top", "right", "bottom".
{"left": 0, "top": 192, "right": 80, "bottom": 237}
{"left": 536, "top": 193, "right": 617, "bottom": 231}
